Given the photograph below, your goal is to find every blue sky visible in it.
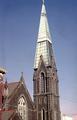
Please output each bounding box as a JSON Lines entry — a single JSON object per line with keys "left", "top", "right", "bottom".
{"left": 0, "top": 0, "right": 77, "bottom": 116}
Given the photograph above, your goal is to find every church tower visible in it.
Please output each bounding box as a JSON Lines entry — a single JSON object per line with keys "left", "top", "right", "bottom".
{"left": 33, "top": 1, "right": 61, "bottom": 120}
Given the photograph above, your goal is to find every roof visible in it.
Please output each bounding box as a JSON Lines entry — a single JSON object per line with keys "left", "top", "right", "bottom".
{"left": 7, "top": 80, "right": 33, "bottom": 106}
{"left": 8, "top": 82, "right": 19, "bottom": 97}
{"left": 1, "top": 110, "right": 14, "bottom": 120}
{"left": 1, "top": 110, "right": 22, "bottom": 120}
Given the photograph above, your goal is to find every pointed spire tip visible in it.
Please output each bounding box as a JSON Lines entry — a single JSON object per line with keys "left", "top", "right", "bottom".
{"left": 20, "top": 72, "right": 24, "bottom": 81}
{"left": 21, "top": 72, "right": 23, "bottom": 76}
{"left": 42, "top": 0, "right": 45, "bottom": 4}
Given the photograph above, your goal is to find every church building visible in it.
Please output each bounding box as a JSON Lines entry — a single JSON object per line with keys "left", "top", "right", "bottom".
{"left": 0, "top": 1, "right": 61, "bottom": 120}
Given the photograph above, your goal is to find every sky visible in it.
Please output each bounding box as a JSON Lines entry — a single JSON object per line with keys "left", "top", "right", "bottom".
{"left": 0, "top": 0, "right": 77, "bottom": 116}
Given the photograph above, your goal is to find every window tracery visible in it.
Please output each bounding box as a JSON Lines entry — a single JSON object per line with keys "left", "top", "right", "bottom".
{"left": 18, "top": 96, "right": 28, "bottom": 120}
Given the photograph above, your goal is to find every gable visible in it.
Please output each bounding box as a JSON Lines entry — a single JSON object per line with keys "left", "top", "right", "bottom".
{"left": 8, "top": 80, "right": 33, "bottom": 109}
{"left": 37, "top": 55, "right": 47, "bottom": 76}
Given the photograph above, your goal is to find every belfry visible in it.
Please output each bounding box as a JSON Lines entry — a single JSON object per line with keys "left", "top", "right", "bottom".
{"left": 33, "top": 0, "right": 61, "bottom": 120}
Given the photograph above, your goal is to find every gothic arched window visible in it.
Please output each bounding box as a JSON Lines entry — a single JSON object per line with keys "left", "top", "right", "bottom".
{"left": 40, "top": 72, "right": 45, "bottom": 93}
{"left": 18, "top": 96, "right": 28, "bottom": 120}
{"left": 41, "top": 109, "right": 45, "bottom": 120}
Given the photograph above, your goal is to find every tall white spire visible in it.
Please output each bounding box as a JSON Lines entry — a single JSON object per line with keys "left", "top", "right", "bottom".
{"left": 34, "top": 1, "right": 53, "bottom": 69}
{"left": 37, "top": 0, "right": 52, "bottom": 43}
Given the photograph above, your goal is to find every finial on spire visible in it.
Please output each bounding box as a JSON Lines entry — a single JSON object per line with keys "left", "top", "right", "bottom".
{"left": 21, "top": 72, "right": 23, "bottom": 76}
{"left": 20, "top": 72, "right": 24, "bottom": 82}
{"left": 42, "top": 0, "right": 45, "bottom": 4}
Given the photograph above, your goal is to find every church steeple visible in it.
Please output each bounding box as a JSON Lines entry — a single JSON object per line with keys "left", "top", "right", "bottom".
{"left": 34, "top": 1, "right": 53, "bottom": 69}
{"left": 33, "top": 1, "right": 61, "bottom": 120}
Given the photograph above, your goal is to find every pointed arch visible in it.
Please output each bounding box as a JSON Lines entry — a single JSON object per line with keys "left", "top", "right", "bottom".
{"left": 40, "top": 72, "right": 45, "bottom": 93}
{"left": 17, "top": 95, "right": 28, "bottom": 120}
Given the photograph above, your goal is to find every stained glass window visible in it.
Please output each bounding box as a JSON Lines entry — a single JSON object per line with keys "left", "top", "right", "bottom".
{"left": 18, "top": 96, "right": 28, "bottom": 120}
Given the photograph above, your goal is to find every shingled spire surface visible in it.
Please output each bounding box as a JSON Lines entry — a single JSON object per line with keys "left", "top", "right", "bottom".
{"left": 34, "top": 1, "right": 53, "bottom": 69}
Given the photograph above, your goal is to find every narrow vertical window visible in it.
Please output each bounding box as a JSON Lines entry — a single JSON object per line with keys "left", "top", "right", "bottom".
{"left": 40, "top": 72, "right": 45, "bottom": 93}
{"left": 41, "top": 109, "right": 45, "bottom": 120}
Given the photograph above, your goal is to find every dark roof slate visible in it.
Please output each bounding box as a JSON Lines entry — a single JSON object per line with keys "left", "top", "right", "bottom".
{"left": 1, "top": 110, "right": 14, "bottom": 120}
{"left": 1, "top": 110, "right": 22, "bottom": 120}
{"left": 8, "top": 82, "right": 19, "bottom": 97}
